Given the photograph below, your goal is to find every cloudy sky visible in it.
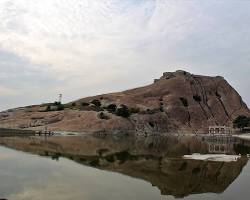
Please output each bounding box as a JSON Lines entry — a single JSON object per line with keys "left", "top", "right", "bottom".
{"left": 0, "top": 0, "right": 249, "bottom": 111}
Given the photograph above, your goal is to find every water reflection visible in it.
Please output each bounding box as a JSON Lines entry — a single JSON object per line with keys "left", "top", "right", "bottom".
{"left": 0, "top": 134, "right": 250, "bottom": 199}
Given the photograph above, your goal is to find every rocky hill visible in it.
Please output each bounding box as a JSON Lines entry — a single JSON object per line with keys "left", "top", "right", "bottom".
{"left": 0, "top": 70, "right": 249, "bottom": 134}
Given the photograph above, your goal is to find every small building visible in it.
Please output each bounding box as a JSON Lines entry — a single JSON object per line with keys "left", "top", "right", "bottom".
{"left": 208, "top": 126, "right": 232, "bottom": 135}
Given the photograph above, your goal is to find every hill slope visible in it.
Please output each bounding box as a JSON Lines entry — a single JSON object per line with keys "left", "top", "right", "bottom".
{"left": 0, "top": 70, "right": 249, "bottom": 134}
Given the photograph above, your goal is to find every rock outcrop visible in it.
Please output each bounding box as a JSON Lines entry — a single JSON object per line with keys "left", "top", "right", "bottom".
{"left": 0, "top": 70, "right": 249, "bottom": 134}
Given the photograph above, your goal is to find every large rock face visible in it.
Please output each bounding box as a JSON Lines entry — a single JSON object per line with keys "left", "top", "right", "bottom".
{"left": 0, "top": 70, "right": 249, "bottom": 134}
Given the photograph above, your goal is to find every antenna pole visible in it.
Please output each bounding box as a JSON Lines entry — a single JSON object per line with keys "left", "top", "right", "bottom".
{"left": 59, "top": 94, "right": 62, "bottom": 103}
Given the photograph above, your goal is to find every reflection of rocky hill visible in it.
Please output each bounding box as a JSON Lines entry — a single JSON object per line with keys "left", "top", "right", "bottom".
{"left": 0, "top": 135, "right": 209, "bottom": 157}
{"left": 0, "top": 135, "right": 248, "bottom": 198}
{"left": 108, "top": 157, "right": 247, "bottom": 198}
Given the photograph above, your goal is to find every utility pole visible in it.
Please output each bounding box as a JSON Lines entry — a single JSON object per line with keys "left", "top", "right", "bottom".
{"left": 58, "top": 94, "right": 62, "bottom": 103}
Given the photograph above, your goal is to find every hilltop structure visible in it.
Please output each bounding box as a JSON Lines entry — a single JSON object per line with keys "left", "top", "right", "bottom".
{"left": 208, "top": 126, "right": 232, "bottom": 135}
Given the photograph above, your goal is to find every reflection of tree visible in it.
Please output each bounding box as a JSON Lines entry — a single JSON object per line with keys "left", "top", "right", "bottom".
{"left": 234, "top": 143, "right": 250, "bottom": 155}
{"left": 110, "top": 157, "right": 247, "bottom": 198}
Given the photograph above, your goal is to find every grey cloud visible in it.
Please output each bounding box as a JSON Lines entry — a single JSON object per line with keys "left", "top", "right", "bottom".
{"left": 0, "top": 50, "right": 65, "bottom": 110}
{"left": 0, "top": 0, "right": 249, "bottom": 111}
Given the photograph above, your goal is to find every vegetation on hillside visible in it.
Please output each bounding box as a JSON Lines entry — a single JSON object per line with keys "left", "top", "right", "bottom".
{"left": 98, "top": 112, "right": 109, "bottom": 120}
{"left": 193, "top": 95, "right": 201, "bottom": 102}
{"left": 180, "top": 97, "right": 188, "bottom": 107}
{"left": 43, "top": 102, "right": 65, "bottom": 112}
{"left": 116, "top": 105, "right": 130, "bottom": 118}
{"left": 233, "top": 115, "right": 250, "bottom": 130}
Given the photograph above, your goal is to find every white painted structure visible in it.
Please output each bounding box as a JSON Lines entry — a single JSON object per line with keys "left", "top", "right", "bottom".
{"left": 208, "top": 126, "right": 232, "bottom": 135}
{"left": 58, "top": 94, "right": 62, "bottom": 103}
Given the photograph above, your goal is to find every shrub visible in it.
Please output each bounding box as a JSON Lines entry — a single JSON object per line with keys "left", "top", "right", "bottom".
{"left": 45, "top": 105, "right": 51, "bottom": 112}
{"left": 180, "top": 97, "right": 188, "bottom": 107}
{"left": 71, "top": 102, "right": 76, "bottom": 107}
{"left": 57, "top": 104, "right": 64, "bottom": 111}
{"left": 106, "top": 104, "right": 117, "bottom": 113}
{"left": 159, "top": 101, "right": 165, "bottom": 112}
{"left": 233, "top": 115, "right": 250, "bottom": 129}
{"left": 98, "top": 112, "right": 109, "bottom": 120}
{"left": 141, "top": 108, "right": 159, "bottom": 115}
{"left": 54, "top": 101, "right": 61, "bottom": 106}
{"left": 159, "top": 107, "right": 164, "bottom": 112}
{"left": 116, "top": 105, "right": 130, "bottom": 118}
{"left": 90, "top": 106, "right": 103, "bottom": 112}
{"left": 91, "top": 99, "right": 101, "bottom": 107}
{"left": 148, "top": 122, "right": 155, "bottom": 128}
{"left": 81, "top": 102, "right": 89, "bottom": 107}
{"left": 193, "top": 95, "right": 201, "bottom": 102}
{"left": 129, "top": 107, "right": 140, "bottom": 114}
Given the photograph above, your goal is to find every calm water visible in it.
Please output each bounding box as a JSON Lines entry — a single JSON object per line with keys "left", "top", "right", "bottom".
{"left": 0, "top": 134, "right": 250, "bottom": 200}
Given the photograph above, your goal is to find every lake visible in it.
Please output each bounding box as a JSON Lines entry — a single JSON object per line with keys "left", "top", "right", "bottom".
{"left": 0, "top": 134, "right": 250, "bottom": 200}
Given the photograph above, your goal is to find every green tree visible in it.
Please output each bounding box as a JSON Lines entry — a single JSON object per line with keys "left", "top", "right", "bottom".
{"left": 106, "top": 104, "right": 117, "bottom": 113}
{"left": 129, "top": 107, "right": 140, "bottom": 114}
{"left": 81, "top": 102, "right": 89, "bottom": 107}
{"left": 54, "top": 101, "right": 61, "bottom": 106}
{"left": 98, "top": 112, "right": 109, "bottom": 120}
{"left": 233, "top": 115, "right": 250, "bottom": 130}
{"left": 116, "top": 105, "right": 130, "bottom": 118}
{"left": 193, "top": 95, "right": 201, "bottom": 102}
{"left": 180, "top": 97, "right": 188, "bottom": 107}
{"left": 91, "top": 99, "right": 101, "bottom": 107}
{"left": 45, "top": 105, "right": 51, "bottom": 112}
{"left": 57, "top": 104, "right": 64, "bottom": 111}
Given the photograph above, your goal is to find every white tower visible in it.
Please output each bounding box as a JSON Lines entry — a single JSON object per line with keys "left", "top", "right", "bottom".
{"left": 58, "top": 94, "right": 62, "bottom": 103}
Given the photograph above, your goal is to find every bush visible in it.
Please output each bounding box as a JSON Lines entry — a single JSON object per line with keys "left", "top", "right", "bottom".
{"left": 57, "top": 104, "right": 64, "bottom": 111}
{"left": 129, "top": 107, "right": 140, "bottom": 114}
{"left": 45, "top": 105, "right": 51, "bottom": 112}
{"left": 233, "top": 115, "right": 250, "bottom": 129}
{"left": 106, "top": 104, "right": 117, "bottom": 113}
{"left": 180, "top": 97, "right": 188, "bottom": 107}
{"left": 71, "top": 102, "right": 76, "bottom": 107}
{"left": 193, "top": 95, "right": 201, "bottom": 102}
{"left": 139, "top": 108, "right": 159, "bottom": 115}
{"left": 116, "top": 105, "right": 130, "bottom": 118}
{"left": 91, "top": 99, "right": 101, "bottom": 107}
{"left": 148, "top": 122, "right": 155, "bottom": 128}
{"left": 54, "top": 101, "right": 61, "bottom": 106}
{"left": 159, "top": 107, "right": 164, "bottom": 112}
{"left": 98, "top": 112, "right": 109, "bottom": 120}
{"left": 81, "top": 102, "right": 89, "bottom": 107}
{"left": 159, "top": 101, "right": 164, "bottom": 112}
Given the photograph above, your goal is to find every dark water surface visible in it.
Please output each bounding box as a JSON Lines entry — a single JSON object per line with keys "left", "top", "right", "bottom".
{"left": 0, "top": 134, "right": 250, "bottom": 200}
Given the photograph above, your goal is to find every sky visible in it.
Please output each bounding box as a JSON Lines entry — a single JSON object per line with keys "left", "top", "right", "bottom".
{"left": 0, "top": 0, "right": 250, "bottom": 111}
